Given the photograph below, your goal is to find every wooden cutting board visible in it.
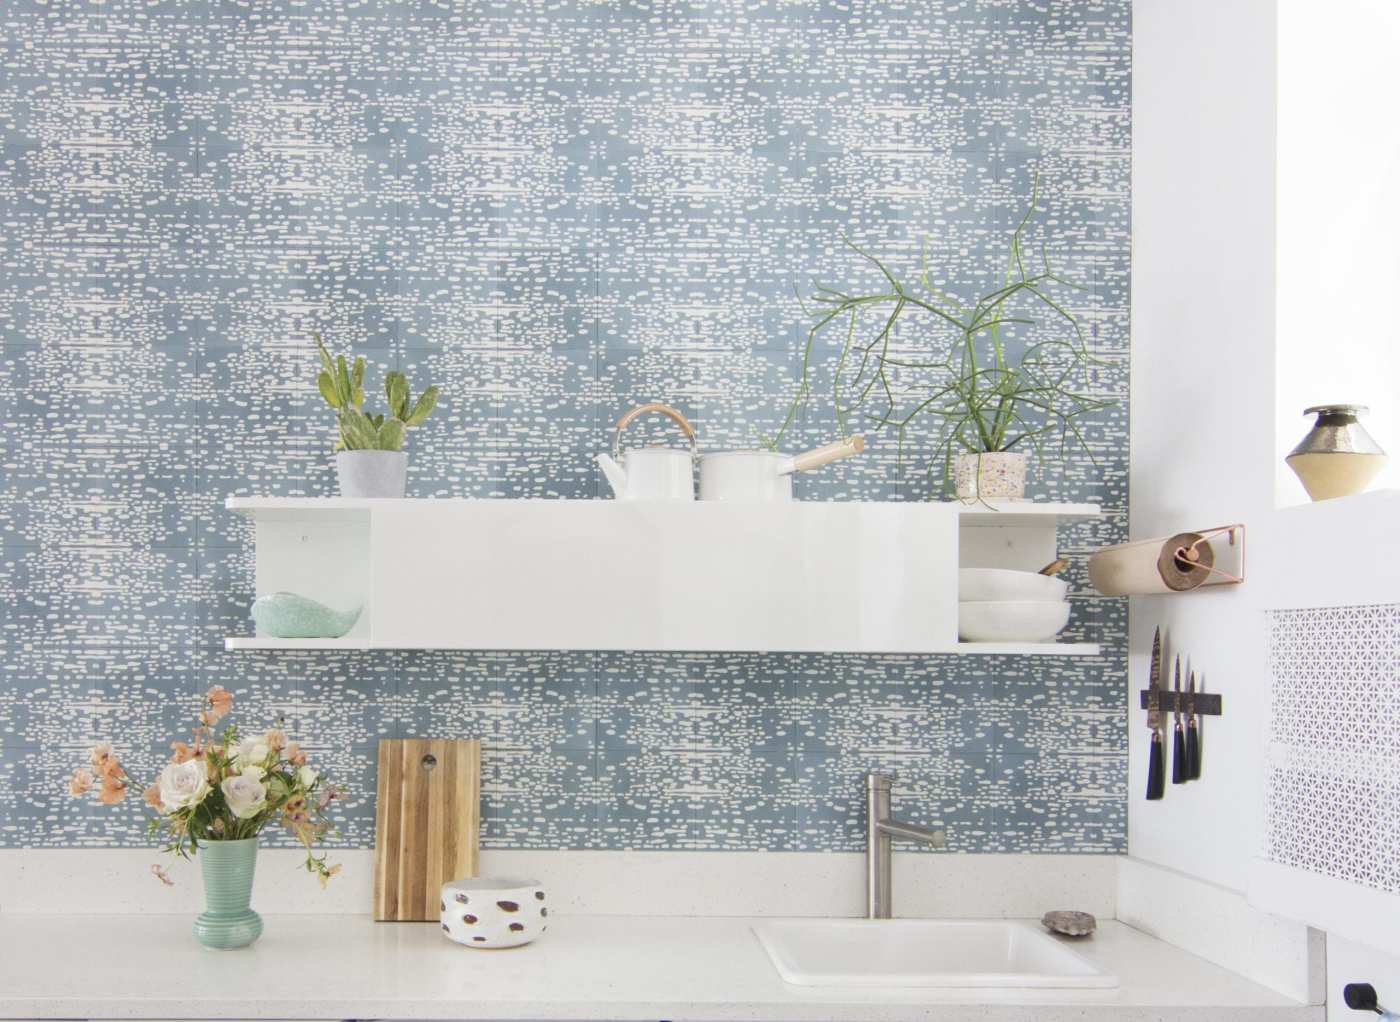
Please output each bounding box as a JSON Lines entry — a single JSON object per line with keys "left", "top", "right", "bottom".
{"left": 373, "top": 738, "right": 480, "bottom": 921}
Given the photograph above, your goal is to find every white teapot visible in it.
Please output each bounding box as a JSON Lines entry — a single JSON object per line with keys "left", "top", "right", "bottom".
{"left": 596, "top": 402, "right": 697, "bottom": 501}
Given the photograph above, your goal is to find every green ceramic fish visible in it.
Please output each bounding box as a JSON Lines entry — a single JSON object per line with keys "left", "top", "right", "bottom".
{"left": 250, "top": 592, "right": 362, "bottom": 639}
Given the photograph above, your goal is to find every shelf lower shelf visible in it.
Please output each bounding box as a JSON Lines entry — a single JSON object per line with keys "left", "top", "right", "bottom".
{"left": 224, "top": 637, "right": 1100, "bottom": 656}
{"left": 952, "top": 641, "right": 1102, "bottom": 656}
{"left": 224, "top": 637, "right": 373, "bottom": 651}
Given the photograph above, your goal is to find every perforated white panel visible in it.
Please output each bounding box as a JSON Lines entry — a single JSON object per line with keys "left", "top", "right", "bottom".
{"left": 1264, "top": 604, "right": 1400, "bottom": 896}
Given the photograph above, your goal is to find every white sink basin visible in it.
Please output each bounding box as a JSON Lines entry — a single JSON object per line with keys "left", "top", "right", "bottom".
{"left": 753, "top": 919, "right": 1119, "bottom": 989}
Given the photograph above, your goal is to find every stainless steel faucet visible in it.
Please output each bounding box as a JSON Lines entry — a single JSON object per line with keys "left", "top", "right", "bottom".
{"left": 865, "top": 771, "right": 946, "bottom": 919}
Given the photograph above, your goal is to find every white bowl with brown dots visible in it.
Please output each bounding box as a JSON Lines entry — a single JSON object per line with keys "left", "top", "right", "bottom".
{"left": 440, "top": 877, "right": 548, "bottom": 949}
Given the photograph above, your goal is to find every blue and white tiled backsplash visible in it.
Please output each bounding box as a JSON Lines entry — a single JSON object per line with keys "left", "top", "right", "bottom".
{"left": 0, "top": 1, "right": 1129, "bottom": 851}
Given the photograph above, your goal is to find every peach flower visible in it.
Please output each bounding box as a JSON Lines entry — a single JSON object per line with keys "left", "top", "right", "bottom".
{"left": 170, "top": 741, "right": 194, "bottom": 764}
{"left": 88, "top": 742, "right": 114, "bottom": 769}
{"left": 143, "top": 782, "right": 162, "bottom": 808}
{"left": 68, "top": 768, "right": 94, "bottom": 797}
{"left": 264, "top": 728, "right": 287, "bottom": 753}
{"left": 205, "top": 685, "right": 233, "bottom": 722}
{"left": 99, "top": 774, "right": 127, "bottom": 805}
{"left": 285, "top": 743, "right": 307, "bottom": 767}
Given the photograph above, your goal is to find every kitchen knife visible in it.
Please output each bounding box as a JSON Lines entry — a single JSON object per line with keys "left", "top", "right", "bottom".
{"left": 1146, "top": 627, "right": 1165, "bottom": 800}
{"left": 1186, "top": 671, "right": 1201, "bottom": 779}
{"left": 1171, "top": 655, "right": 1187, "bottom": 784}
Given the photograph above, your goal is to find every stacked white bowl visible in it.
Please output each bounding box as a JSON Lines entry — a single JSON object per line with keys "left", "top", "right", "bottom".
{"left": 958, "top": 568, "right": 1070, "bottom": 643}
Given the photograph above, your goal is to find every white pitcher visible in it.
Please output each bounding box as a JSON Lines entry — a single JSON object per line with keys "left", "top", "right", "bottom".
{"left": 597, "top": 402, "right": 697, "bottom": 501}
{"left": 698, "top": 436, "right": 865, "bottom": 501}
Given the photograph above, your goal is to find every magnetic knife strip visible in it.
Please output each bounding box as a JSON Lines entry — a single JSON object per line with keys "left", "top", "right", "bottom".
{"left": 1138, "top": 691, "right": 1223, "bottom": 716}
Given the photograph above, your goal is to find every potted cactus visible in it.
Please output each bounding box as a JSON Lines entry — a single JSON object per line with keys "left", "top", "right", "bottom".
{"left": 315, "top": 335, "right": 439, "bottom": 498}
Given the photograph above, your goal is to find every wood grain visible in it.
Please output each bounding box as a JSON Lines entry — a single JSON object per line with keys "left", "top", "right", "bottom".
{"left": 373, "top": 738, "right": 480, "bottom": 921}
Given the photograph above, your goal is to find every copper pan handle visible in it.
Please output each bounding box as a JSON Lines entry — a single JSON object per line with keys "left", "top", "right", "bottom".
{"left": 612, "top": 402, "right": 698, "bottom": 460}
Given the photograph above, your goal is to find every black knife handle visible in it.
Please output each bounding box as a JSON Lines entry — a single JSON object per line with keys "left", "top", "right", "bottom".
{"left": 1172, "top": 724, "right": 1187, "bottom": 784}
{"left": 1187, "top": 722, "right": 1201, "bottom": 780}
{"left": 1146, "top": 731, "right": 1165, "bottom": 800}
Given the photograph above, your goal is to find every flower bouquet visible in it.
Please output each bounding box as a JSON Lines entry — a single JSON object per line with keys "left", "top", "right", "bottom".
{"left": 69, "top": 685, "right": 340, "bottom": 948}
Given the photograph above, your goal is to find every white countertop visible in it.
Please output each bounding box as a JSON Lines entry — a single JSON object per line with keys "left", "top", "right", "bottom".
{"left": 0, "top": 913, "right": 1319, "bottom": 1021}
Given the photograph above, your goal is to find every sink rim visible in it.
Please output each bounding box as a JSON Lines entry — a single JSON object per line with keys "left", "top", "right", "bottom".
{"left": 752, "top": 917, "right": 1121, "bottom": 990}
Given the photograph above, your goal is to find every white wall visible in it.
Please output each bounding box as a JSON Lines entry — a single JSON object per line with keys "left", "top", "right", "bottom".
{"left": 1130, "top": 0, "right": 1279, "bottom": 892}
{"left": 1275, "top": 0, "right": 1400, "bottom": 505}
{"left": 1133, "top": 0, "right": 1400, "bottom": 1010}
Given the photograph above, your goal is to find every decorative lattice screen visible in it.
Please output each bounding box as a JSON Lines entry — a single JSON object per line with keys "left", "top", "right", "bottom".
{"left": 1264, "top": 604, "right": 1400, "bottom": 895}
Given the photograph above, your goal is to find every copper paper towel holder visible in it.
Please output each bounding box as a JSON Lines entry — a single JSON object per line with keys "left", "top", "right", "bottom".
{"left": 1088, "top": 524, "right": 1245, "bottom": 595}
{"left": 1169, "top": 524, "right": 1245, "bottom": 587}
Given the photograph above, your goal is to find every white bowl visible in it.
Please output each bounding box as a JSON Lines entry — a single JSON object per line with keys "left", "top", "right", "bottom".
{"left": 958, "top": 600, "right": 1072, "bottom": 643}
{"left": 959, "top": 568, "right": 1069, "bottom": 603}
{"left": 441, "top": 877, "right": 548, "bottom": 949}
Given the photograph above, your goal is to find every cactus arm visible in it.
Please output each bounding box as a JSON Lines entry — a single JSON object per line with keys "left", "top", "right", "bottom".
{"left": 405, "top": 386, "right": 439, "bottom": 426}
{"left": 351, "top": 357, "right": 365, "bottom": 408}
{"left": 339, "top": 408, "right": 378, "bottom": 450}
{"left": 385, "top": 372, "right": 409, "bottom": 419}
{"left": 314, "top": 333, "right": 334, "bottom": 376}
{"left": 335, "top": 355, "right": 352, "bottom": 406}
{"left": 377, "top": 418, "right": 406, "bottom": 451}
{"left": 317, "top": 371, "right": 341, "bottom": 408}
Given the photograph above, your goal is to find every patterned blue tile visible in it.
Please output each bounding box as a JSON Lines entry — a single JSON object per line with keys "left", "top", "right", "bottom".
{"left": 0, "top": 0, "right": 1130, "bottom": 853}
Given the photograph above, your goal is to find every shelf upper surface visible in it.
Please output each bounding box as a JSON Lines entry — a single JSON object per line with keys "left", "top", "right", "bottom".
{"left": 224, "top": 637, "right": 1101, "bottom": 657}
{"left": 226, "top": 496, "right": 1101, "bottom": 524}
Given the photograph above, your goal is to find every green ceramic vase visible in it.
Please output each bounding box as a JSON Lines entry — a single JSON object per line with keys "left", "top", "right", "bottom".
{"left": 193, "top": 837, "right": 263, "bottom": 950}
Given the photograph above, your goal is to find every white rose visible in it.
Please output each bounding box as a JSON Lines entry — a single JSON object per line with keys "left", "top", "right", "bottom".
{"left": 158, "top": 760, "right": 210, "bottom": 813}
{"left": 240, "top": 764, "right": 266, "bottom": 782}
{"left": 297, "top": 766, "right": 318, "bottom": 788}
{"left": 220, "top": 772, "right": 268, "bottom": 820}
{"left": 233, "top": 740, "right": 270, "bottom": 771}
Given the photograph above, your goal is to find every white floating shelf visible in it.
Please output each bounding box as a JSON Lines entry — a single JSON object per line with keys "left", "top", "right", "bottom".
{"left": 225, "top": 496, "right": 1103, "bottom": 525}
{"left": 224, "top": 498, "right": 1102, "bottom": 656}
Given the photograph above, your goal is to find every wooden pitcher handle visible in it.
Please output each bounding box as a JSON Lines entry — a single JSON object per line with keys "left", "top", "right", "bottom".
{"left": 612, "top": 402, "right": 698, "bottom": 459}
{"left": 788, "top": 435, "right": 865, "bottom": 473}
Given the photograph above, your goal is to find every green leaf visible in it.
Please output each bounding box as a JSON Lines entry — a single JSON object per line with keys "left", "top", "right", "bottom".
{"left": 317, "top": 371, "right": 341, "bottom": 408}
{"left": 351, "top": 356, "right": 365, "bottom": 392}
{"left": 371, "top": 414, "right": 383, "bottom": 429}
{"left": 377, "top": 418, "right": 406, "bottom": 451}
{"left": 404, "top": 385, "right": 439, "bottom": 425}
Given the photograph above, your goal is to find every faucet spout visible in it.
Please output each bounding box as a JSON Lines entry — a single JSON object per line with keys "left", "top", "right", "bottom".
{"left": 877, "top": 818, "right": 946, "bottom": 845}
{"left": 865, "top": 771, "right": 947, "bottom": 920}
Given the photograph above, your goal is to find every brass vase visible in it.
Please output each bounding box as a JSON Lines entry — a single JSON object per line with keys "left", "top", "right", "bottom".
{"left": 1286, "top": 404, "right": 1387, "bottom": 501}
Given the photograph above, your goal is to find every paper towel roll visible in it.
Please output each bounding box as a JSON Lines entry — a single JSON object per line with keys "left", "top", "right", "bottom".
{"left": 1088, "top": 532, "right": 1216, "bottom": 595}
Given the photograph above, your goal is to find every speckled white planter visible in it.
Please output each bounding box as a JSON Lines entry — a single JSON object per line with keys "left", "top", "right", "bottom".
{"left": 440, "top": 877, "right": 547, "bottom": 949}
{"left": 334, "top": 450, "right": 407, "bottom": 498}
{"left": 954, "top": 451, "right": 1027, "bottom": 500}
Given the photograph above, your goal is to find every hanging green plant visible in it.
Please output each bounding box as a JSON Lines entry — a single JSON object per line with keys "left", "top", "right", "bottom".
{"left": 770, "top": 172, "right": 1112, "bottom": 495}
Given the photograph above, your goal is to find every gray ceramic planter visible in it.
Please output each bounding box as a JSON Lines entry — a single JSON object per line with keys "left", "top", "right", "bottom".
{"left": 335, "top": 450, "right": 407, "bottom": 498}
